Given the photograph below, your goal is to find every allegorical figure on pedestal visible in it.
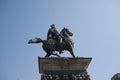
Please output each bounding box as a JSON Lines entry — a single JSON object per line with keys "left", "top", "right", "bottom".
{"left": 28, "top": 24, "right": 75, "bottom": 57}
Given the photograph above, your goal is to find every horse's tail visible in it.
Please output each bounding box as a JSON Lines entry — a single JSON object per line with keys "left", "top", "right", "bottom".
{"left": 38, "top": 38, "right": 44, "bottom": 43}
{"left": 28, "top": 37, "right": 44, "bottom": 44}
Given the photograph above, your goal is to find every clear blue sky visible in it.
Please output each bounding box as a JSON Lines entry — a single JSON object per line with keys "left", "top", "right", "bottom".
{"left": 1, "top": 0, "right": 120, "bottom": 80}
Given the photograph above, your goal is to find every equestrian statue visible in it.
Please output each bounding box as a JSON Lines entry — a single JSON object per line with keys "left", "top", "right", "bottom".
{"left": 28, "top": 24, "right": 75, "bottom": 58}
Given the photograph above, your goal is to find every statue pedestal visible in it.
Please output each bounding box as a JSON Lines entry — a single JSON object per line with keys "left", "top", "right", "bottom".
{"left": 38, "top": 57, "right": 92, "bottom": 80}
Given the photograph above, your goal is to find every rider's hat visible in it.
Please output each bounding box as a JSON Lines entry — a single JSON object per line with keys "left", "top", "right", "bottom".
{"left": 50, "top": 24, "right": 55, "bottom": 28}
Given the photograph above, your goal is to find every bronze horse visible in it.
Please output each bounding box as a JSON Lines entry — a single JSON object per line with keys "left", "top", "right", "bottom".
{"left": 28, "top": 28, "right": 75, "bottom": 57}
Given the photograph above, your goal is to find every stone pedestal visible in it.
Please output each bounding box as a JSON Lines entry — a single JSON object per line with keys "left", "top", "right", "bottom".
{"left": 38, "top": 57, "right": 92, "bottom": 80}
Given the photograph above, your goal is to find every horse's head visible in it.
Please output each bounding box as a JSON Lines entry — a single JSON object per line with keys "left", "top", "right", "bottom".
{"left": 61, "top": 27, "right": 73, "bottom": 37}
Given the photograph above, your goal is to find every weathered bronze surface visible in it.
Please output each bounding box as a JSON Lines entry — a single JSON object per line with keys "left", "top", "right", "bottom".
{"left": 28, "top": 24, "right": 75, "bottom": 57}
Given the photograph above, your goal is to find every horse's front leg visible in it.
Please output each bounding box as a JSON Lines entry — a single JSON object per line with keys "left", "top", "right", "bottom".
{"left": 68, "top": 46, "right": 75, "bottom": 58}
{"left": 69, "top": 50, "right": 75, "bottom": 58}
{"left": 66, "top": 42, "right": 75, "bottom": 58}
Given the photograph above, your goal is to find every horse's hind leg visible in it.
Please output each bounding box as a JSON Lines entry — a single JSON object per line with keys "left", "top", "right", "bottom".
{"left": 45, "top": 52, "right": 51, "bottom": 57}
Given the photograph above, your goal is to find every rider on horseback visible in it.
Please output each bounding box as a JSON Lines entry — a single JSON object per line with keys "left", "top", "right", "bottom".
{"left": 47, "top": 24, "right": 59, "bottom": 40}
{"left": 28, "top": 24, "right": 75, "bottom": 57}
{"left": 47, "top": 24, "right": 63, "bottom": 53}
